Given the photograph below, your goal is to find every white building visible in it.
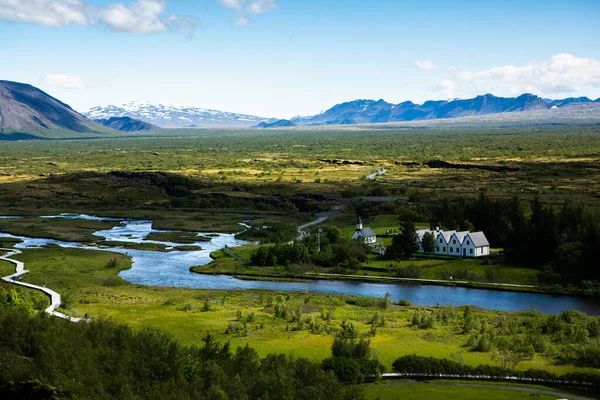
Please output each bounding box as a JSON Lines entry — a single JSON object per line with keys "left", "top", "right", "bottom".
{"left": 415, "top": 228, "right": 490, "bottom": 257}
{"left": 351, "top": 216, "right": 377, "bottom": 244}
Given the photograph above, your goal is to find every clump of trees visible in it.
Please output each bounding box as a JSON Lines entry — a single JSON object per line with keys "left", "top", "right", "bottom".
{"left": 236, "top": 223, "right": 298, "bottom": 243}
{"left": 250, "top": 227, "right": 369, "bottom": 270}
{"left": 384, "top": 219, "right": 419, "bottom": 259}
{"left": 0, "top": 288, "right": 364, "bottom": 400}
{"left": 321, "top": 321, "right": 385, "bottom": 383}
{"left": 431, "top": 194, "right": 600, "bottom": 286}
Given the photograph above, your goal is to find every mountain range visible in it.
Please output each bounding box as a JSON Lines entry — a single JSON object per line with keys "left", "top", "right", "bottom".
{"left": 257, "top": 94, "right": 600, "bottom": 128}
{"left": 84, "top": 102, "right": 274, "bottom": 129}
{"left": 2, "top": 79, "right": 600, "bottom": 139}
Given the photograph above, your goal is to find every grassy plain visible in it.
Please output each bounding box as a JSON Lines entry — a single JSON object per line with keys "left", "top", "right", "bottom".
{"left": 7, "top": 246, "right": 597, "bottom": 376}
{"left": 0, "top": 127, "right": 599, "bottom": 206}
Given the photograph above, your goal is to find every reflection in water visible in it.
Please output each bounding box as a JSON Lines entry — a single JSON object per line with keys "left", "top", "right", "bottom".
{"left": 1, "top": 214, "right": 599, "bottom": 315}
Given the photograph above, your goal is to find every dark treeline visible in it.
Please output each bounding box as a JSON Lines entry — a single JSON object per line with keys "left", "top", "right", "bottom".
{"left": 0, "top": 287, "right": 363, "bottom": 400}
{"left": 430, "top": 194, "right": 600, "bottom": 285}
{"left": 392, "top": 354, "right": 600, "bottom": 389}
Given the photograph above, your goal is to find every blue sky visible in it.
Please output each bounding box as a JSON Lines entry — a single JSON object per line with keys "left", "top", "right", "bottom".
{"left": 1, "top": 0, "right": 599, "bottom": 118}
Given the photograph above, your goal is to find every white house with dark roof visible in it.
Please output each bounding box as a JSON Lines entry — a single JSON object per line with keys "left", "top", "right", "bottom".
{"left": 415, "top": 228, "right": 489, "bottom": 257}
{"left": 351, "top": 216, "right": 377, "bottom": 244}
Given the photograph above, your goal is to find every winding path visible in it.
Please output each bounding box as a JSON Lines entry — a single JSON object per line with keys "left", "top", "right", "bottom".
{"left": 295, "top": 208, "right": 340, "bottom": 241}
{"left": 0, "top": 248, "right": 86, "bottom": 322}
{"left": 366, "top": 168, "right": 388, "bottom": 180}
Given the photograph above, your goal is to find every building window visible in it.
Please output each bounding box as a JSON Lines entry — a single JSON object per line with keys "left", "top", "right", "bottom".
{"left": 450, "top": 248, "right": 453, "bottom": 253}
{"left": 437, "top": 246, "right": 439, "bottom": 252}
{"left": 443, "top": 247, "right": 446, "bottom": 252}
{"left": 453, "top": 240, "right": 456, "bottom": 244}
{"left": 470, "top": 249, "right": 473, "bottom": 254}
{"left": 456, "top": 248, "right": 459, "bottom": 253}
{"left": 467, "top": 240, "right": 470, "bottom": 245}
{"left": 439, "top": 239, "right": 442, "bottom": 243}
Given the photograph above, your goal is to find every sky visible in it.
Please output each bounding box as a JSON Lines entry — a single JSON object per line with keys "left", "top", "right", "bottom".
{"left": 1, "top": 0, "right": 599, "bottom": 118}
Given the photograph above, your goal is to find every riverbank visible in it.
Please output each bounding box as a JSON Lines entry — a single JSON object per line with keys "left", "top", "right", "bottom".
{"left": 192, "top": 247, "right": 600, "bottom": 298}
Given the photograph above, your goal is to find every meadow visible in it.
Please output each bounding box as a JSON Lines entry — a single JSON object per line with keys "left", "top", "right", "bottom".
{"left": 2, "top": 245, "right": 598, "bottom": 378}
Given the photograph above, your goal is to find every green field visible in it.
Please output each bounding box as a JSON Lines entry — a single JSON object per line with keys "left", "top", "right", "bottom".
{"left": 363, "top": 382, "right": 582, "bottom": 400}
{"left": 5, "top": 246, "right": 598, "bottom": 377}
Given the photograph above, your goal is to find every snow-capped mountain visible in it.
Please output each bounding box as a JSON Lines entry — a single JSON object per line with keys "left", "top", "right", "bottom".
{"left": 83, "top": 101, "right": 274, "bottom": 129}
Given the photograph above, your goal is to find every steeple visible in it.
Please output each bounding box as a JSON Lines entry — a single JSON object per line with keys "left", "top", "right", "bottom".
{"left": 356, "top": 215, "right": 363, "bottom": 230}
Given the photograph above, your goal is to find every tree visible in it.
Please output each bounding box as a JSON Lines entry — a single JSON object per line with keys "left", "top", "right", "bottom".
{"left": 421, "top": 231, "right": 436, "bottom": 254}
{"left": 399, "top": 219, "right": 419, "bottom": 258}
{"left": 491, "top": 336, "right": 534, "bottom": 370}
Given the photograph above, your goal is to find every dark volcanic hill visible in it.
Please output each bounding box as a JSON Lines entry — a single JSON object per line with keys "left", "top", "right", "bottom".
{"left": 95, "top": 116, "right": 158, "bottom": 132}
{"left": 253, "top": 119, "right": 296, "bottom": 128}
{"left": 0, "top": 80, "right": 110, "bottom": 139}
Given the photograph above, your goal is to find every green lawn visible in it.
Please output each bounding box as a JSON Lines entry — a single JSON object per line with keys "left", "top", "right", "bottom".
{"left": 363, "top": 382, "right": 575, "bottom": 400}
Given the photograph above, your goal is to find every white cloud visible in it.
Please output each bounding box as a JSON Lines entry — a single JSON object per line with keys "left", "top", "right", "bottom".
{"left": 434, "top": 80, "right": 455, "bottom": 99}
{"left": 0, "top": 0, "right": 198, "bottom": 36}
{"left": 439, "top": 54, "right": 600, "bottom": 99}
{"left": 0, "top": 0, "right": 87, "bottom": 27}
{"left": 219, "top": 0, "right": 277, "bottom": 26}
{"left": 93, "top": 0, "right": 168, "bottom": 33}
{"left": 245, "top": 0, "right": 276, "bottom": 14}
{"left": 233, "top": 15, "right": 251, "bottom": 26}
{"left": 218, "top": 0, "right": 243, "bottom": 9}
{"left": 43, "top": 73, "right": 86, "bottom": 90}
{"left": 414, "top": 60, "right": 436, "bottom": 70}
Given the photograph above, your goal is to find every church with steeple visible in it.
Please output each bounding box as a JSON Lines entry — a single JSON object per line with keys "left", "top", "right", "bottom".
{"left": 351, "top": 216, "right": 377, "bottom": 244}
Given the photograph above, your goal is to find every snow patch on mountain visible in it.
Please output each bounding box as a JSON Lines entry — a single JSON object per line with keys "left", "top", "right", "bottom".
{"left": 83, "top": 101, "right": 274, "bottom": 129}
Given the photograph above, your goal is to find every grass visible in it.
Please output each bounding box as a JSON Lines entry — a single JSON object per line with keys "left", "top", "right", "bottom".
{"left": 0, "top": 217, "right": 120, "bottom": 242}
{"left": 97, "top": 241, "right": 173, "bottom": 252}
{"left": 145, "top": 231, "right": 212, "bottom": 243}
{"left": 8, "top": 246, "right": 597, "bottom": 376}
{"left": 0, "top": 260, "right": 16, "bottom": 276}
{"left": 363, "top": 382, "right": 572, "bottom": 400}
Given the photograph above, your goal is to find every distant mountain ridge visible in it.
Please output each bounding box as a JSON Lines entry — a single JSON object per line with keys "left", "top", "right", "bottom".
{"left": 95, "top": 116, "right": 158, "bottom": 132}
{"left": 0, "top": 80, "right": 110, "bottom": 139}
{"left": 286, "top": 93, "right": 576, "bottom": 127}
{"left": 84, "top": 102, "right": 274, "bottom": 129}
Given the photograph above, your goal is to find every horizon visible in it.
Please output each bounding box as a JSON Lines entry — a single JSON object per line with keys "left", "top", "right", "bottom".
{"left": 1, "top": 0, "right": 599, "bottom": 118}
{"left": 82, "top": 92, "right": 600, "bottom": 120}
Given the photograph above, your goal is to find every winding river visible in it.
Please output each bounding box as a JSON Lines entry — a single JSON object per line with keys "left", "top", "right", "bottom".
{"left": 1, "top": 214, "right": 599, "bottom": 315}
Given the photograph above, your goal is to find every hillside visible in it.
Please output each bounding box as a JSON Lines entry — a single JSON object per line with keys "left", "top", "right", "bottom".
{"left": 95, "top": 116, "right": 158, "bottom": 132}
{"left": 0, "top": 80, "right": 111, "bottom": 139}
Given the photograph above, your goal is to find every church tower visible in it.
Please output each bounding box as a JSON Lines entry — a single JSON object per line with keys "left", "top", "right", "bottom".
{"left": 356, "top": 216, "right": 363, "bottom": 230}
